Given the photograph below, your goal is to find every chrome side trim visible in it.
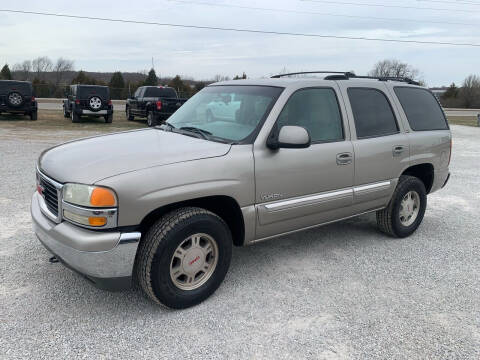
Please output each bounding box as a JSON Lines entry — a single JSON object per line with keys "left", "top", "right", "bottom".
{"left": 353, "top": 180, "right": 391, "bottom": 193}
{"left": 264, "top": 188, "right": 353, "bottom": 210}
{"left": 119, "top": 232, "right": 142, "bottom": 244}
{"left": 249, "top": 207, "right": 385, "bottom": 245}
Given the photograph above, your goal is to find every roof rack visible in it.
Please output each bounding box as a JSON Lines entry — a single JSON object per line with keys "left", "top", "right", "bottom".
{"left": 271, "top": 71, "right": 354, "bottom": 79}
{"left": 270, "top": 71, "right": 420, "bottom": 85}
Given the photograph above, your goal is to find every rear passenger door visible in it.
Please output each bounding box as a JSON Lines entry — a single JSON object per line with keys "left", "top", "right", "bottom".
{"left": 338, "top": 83, "right": 409, "bottom": 209}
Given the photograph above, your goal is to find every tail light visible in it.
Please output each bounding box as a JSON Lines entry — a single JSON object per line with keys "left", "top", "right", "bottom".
{"left": 31, "top": 96, "right": 36, "bottom": 102}
{"left": 156, "top": 100, "right": 162, "bottom": 111}
{"left": 108, "top": 100, "right": 112, "bottom": 106}
{"left": 75, "top": 100, "right": 80, "bottom": 105}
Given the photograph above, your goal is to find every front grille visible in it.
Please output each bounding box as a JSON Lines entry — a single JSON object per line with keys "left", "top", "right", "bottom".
{"left": 39, "top": 176, "right": 59, "bottom": 217}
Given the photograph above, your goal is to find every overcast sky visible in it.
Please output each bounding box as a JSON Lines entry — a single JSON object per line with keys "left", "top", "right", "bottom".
{"left": 1, "top": 0, "right": 479, "bottom": 86}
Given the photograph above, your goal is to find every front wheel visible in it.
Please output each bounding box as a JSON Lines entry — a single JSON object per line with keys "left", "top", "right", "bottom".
{"left": 376, "top": 175, "right": 427, "bottom": 238}
{"left": 63, "top": 106, "right": 70, "bottom": 118}
{"left": 136, "top": 207, "right": 232, "bottom": 309}
{"left": 126, "top": 108, "right": 134, "bottom": 121}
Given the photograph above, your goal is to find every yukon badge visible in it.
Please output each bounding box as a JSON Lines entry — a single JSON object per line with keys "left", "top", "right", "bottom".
{"left": 261, "top": 193, "right": 284, "bottom": 201}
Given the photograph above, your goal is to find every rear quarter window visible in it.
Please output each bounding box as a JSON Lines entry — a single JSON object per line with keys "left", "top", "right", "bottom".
{"left": 394, "top": 87, "right": 448, "bottom": 131}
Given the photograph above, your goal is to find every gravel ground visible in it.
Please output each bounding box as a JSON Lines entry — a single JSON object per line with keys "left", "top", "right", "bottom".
{"left": 1, "top": 125, "right": 479, "bottom": 359}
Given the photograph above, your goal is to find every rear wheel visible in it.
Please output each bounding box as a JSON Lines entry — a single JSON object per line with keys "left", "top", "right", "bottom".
{"left": 147, "top": 111, "right": 157, "bottom": 127}
{"left": 136, "top": 207, "right": 232, "bottom": 309}
{"left": 377, "top": 175, "right": 427, "bottom": 238}
{"left": 126, "top": 108, "right": 134, "bottom": 121}
{"left": 29, "top": 111, "right": 37, "bottom": 121}
{"left": 71, "top": 111, "right": 81, "bottom": 123}
{"left": 104, "top": 114, "right": 113, "bottom": 123}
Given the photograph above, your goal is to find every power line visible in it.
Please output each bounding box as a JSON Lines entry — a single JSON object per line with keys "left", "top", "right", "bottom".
{"left": 301, "top": 0, "right": 480, "bottom": 13}
{"left": 168, "top": 0, "right": 479, "bottom": 26}
{"left": 1, "top": 9, "right": 479, "bottom": 47}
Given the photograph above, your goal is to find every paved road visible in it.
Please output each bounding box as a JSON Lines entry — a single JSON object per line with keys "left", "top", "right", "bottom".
{"left": 1, "top": 125, "right": 479, "bottom": 359}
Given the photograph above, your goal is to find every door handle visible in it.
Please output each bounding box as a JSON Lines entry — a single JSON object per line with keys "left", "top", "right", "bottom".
{"left": 336, "top": 152, "right": 353, "bottom": 165}
{"left": 392, "top": 145, "right": 406, "bottom": 157}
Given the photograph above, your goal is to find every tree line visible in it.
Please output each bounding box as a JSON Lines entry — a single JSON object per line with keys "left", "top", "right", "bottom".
{"left": 0, "top": 57, "right": 248, "bottom": 100}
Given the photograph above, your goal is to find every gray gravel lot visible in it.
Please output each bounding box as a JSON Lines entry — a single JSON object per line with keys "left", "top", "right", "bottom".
{"left": 1, "top": 125, "right": 479, "bottom": 359}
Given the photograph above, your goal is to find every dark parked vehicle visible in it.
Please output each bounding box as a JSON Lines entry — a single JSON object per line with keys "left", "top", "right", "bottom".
{"left": 0, "top": 80, "right": 37, "bottom": 120}
{"left": 126, "top": 86, "right": 187, "bottom": 126}
{"left": 63, "top": 85, "right": 113, "bottom": 123}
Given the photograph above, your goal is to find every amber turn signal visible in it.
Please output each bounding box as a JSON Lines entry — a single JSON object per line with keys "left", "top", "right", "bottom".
{"left": 88, "top": 217, "right": 107, "bottom": 227}
{"left": 90, "top": 188, "right": 116, "bottom": 207}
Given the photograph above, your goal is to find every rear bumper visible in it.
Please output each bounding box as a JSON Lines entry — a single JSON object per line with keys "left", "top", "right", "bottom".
{"left": 31, "top": 192, "right": 140, "bottom": 290}
{"left": 74, "top": 107, "right": 113, "bottom": 116}
{"left": 0, "top": 103, "right": 37, "bottom": 113}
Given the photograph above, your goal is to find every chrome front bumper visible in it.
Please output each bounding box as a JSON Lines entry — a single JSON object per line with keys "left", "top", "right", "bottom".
{"left": 31, "top": 192, "right": 141, "bottom": 290}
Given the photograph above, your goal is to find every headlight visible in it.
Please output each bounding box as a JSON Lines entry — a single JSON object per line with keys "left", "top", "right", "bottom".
{"left": 63, "top": 183, "right": 117, "bottom": 207}
{"left": 62, "top": 183, "right": 118, "bottom": 228}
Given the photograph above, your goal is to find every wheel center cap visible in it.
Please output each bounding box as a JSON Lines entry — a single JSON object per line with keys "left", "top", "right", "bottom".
{"left": 183, "top": 249, "right": 204, "bottom": 274}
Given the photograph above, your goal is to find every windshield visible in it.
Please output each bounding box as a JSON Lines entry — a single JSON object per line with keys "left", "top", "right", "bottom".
{"left": 166, "top": 85, "right": 283, "bottom": 142}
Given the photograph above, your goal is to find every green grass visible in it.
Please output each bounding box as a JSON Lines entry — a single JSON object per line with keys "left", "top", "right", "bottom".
{"left": 447, "top": 116, "right": 479, "bottom": 127}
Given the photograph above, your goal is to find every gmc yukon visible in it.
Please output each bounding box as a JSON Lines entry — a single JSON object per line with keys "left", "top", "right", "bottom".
{"left": 31, "top": 72, "right": 451, "bottom": 309}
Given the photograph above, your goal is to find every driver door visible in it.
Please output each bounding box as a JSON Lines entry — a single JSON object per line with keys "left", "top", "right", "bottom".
{"left": 254, "top": 86, "right": 355, "bottom": 239}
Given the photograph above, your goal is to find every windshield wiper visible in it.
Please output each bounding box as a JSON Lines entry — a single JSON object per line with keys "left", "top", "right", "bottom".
{"left": 179, "top": 126, "right": 212, "bottom": 140}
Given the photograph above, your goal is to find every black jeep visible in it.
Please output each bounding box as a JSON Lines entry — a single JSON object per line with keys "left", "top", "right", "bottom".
{"left": 0, "top": 80, "right": 38, "bottom": 120}
{"left": 63, "top": 85, "right": 113, "bottom": 123}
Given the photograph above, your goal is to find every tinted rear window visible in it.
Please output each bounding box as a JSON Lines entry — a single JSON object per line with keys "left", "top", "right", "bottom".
{"left": 0, "top": 81, "right": 32, "bottom": 95}
{"left": 348, "top": 88, "right": 399, "bottom": 139}
{"left": 394, "top": 87, "right": 448, "bottom": 131}
{"left": 144, "top": 87, "right": 177, "bottom": 98}
{"left": 77, "top": 86, "right": 109, "bottom": 99}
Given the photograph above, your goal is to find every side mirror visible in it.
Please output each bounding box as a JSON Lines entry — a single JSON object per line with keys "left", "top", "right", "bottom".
{"left": 267, "top": 125, "right": 311, "bottom": 150}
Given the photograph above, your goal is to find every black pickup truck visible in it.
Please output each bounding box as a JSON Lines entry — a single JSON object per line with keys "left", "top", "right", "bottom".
{"left": 126, "top": 86, "right": 187, "bottom": 126}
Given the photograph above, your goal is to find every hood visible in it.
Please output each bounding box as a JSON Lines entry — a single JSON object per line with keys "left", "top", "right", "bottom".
{"left": 39, "top": 129, "right": 231, "bottom": 184}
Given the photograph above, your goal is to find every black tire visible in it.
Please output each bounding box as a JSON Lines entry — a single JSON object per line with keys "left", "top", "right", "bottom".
{"left": 29, "top": 111, "right": 38, "bottom": 121}
{"left": 126, "top": 108, "right": 134, "bottom": 121}
{"left": 104, "top": 114, "right": 113, "bottom": 123}
{"left": 63, "top": 105, "right": 70, "bottom": 118}
{"left": 136, "top": 207, "right": 233, "bottom": 309}
{"left": 146, "top": 111, "right": 157, "bottom": 127}
{"left": 377, "top": 175, "right": 427, "bottom": 238}
{"left": 7, "top": 91, "right": 24, "bottom": 107}
{"left": 71, "top": 111, "right": 81, "bottom": 123}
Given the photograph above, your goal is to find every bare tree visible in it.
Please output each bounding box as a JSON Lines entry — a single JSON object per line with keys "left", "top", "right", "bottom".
{"left": 368, "top": 59, "right": 420, "bottom": 80}
{"left": 12, "top": 60, "right": 32, "bottom": 80}
{"left": 460, "top": 74, "right": 480, "bottom": 108}
{"left": 32, "top": 56, "right": 53, "bottom": 80}
{"left": 53, "top": 57, "right": 74, "bottom": 85}
{"left": 213, "top": 74, "right": 230, "bottom": 82}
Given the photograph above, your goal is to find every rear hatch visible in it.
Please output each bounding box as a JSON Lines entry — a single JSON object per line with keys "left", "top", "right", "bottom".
{"left": 0, "top": 81, "right": 33, "bottom": 109}
{"left": 77, "top": 86, "right": 110, "bottom": 110}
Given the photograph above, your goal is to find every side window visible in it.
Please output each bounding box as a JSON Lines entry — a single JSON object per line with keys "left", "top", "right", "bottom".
{"left": 277, "top": 88, "right": 344, "bottom": 143}
{"left": 394, "top": 87, "right": 448, "bottom": 131}
{"left": 348, "top": 88, "right": 398, "bottom": 139}
{"left": 134, "top": 88, "right": 141, "bottom": 98}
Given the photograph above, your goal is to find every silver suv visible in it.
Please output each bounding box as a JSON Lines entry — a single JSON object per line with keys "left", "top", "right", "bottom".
{"left": 31, "top": 72, "right": 451, "bottom": 309}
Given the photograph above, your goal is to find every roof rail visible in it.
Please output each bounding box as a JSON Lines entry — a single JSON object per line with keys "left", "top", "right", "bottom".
{"left": 270, "top": 71, "right": 355, "bottom": 78}
{"left": 270, "top": 71, "right": 420, "bottom": 85}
